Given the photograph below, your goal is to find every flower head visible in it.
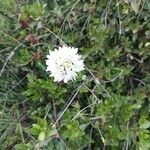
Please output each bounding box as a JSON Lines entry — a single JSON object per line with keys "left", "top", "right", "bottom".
{"left": 46, "top": 45, "right": 84, "bottom": 83}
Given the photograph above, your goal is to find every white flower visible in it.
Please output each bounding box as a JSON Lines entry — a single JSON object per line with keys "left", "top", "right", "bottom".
{"left": 82, "top": 75, "right": 86, "bottom": 80}
{"left": 46, "top": 45, "right": 84, "bottom": 83}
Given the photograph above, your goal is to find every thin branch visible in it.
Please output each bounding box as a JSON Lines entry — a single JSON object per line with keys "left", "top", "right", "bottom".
{"left": 0, "top": 75, "right": 27, "bottom": 101}
{"left": 0, "top": 51, "right": 14, "bottom": 77}
{"left": 60, "top": 0, "right": 80, "bottom": 31}
{"left": 85, "top": 65, "right": 111, "bottom": 97}
{"left": 72, "top": 101, "right": 100, "bottom": 121}
{"left": 0, "top": 43, "right": 23, "bottom": 77}
{"left": 42, "top": 27, "right": 67, "bottom": 46}
{"left": 102, "top": 0, "right": 113, "bottom": 27}
{"left": 116, "top": 0, "right": 122, "bottom": 38}
{"left": 53, "top": 86, "right": 81, "bottom": 126}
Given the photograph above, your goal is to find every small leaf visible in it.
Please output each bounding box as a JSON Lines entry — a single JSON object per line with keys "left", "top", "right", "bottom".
{"left": 38, "top": 118, "right": 47, "bottom": 128}
{"left": 38, "top": 131, "right": 45, "bottom": 141}
{"left": 16, "top": 49, "right": 31, "bottom": 66}
{"left": 15, "top": 144, "right": 29, "bottom": 150}
{"left": 140, "top": 121, "right": 150, "bottom": 129}
{"left": 29, "top": 124, "right": 41, "bottom": 135}
{"left": 139, "top": 116, "right": 150, "bottom": 129}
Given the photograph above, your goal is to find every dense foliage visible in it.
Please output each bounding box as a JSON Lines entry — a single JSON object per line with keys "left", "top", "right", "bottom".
{"left": 0, "top": 0, "right": 150, "bottom": 149}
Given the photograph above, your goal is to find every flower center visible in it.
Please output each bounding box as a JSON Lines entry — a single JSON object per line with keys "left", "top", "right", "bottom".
{"left": 61, "top": 60, "right": 73, "bottom": 72}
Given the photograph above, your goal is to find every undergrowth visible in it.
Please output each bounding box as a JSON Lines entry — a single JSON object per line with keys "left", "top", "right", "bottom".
{"left": 0, "top": 0, "right": 150, "bottom": 150}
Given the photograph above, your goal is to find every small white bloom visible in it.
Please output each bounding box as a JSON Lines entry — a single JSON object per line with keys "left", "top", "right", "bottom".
{"left": 46, "top": 45, "right": 84, "bottom": 83}
{"left": 94, "top": 78, "right": 100, "bottom": 85}
{"left": 82, "top": 75, "right": 86, "bottom": 80}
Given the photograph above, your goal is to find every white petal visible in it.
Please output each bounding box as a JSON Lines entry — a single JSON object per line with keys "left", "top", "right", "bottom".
{"left": 45, "top": 45, "right": 85, "bottom": 83}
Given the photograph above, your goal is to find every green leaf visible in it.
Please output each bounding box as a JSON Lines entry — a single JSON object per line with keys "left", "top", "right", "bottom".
{"left": 140, "top": 121, "right": 150, "bottom": 129}
{"left": 16, "top": 49, "right": 31, "bottom": 66}
{"left": 29, "top": 124, "right": 41, "bottom": 135}
{"left": 38, "top": 131, "right": 45, "bottom": 141}
{"left": 15, "top": 144, "right": 29, "bottom": 150}
{"left": 139, "top": 116, "right": 150, "bottom": 129}
{"left": 38, "top": 118, "right": 47, "bottom": 128}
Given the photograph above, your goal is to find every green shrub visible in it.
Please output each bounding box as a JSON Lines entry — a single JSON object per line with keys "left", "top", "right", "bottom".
{"left": 0, "top": 0, "right": 149, "bottom": 149}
